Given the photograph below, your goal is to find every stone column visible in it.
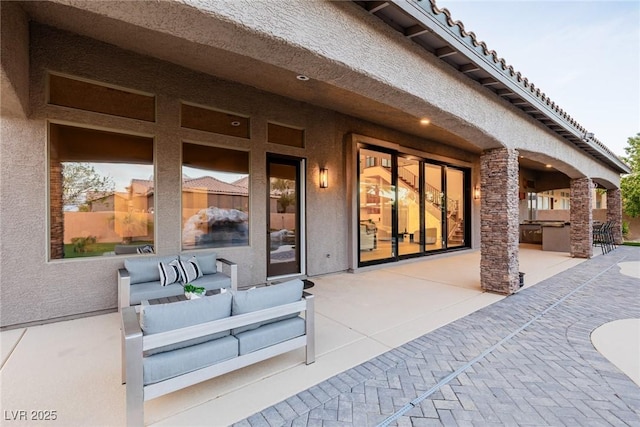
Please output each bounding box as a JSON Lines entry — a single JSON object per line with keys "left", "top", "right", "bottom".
{"left": 480, "top": 148, "right": 519, "bottom": 294}
{"left": 607, "top": 188, "right": 623, "bottom": 244}
{"left": 570, "top": 178, "right": 593, "bottom": 258}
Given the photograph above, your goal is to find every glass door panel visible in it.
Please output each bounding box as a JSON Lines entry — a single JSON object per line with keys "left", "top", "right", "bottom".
{"left": 424, "top": 163, "right": 443, "bottom": 250}
{"left": 397, "top": 157, "right": 421, "bottom": 256}
{"left": 446, "top": 168, "right": 465, "bottom": 247}
{"left": 267, "top": 157, "right": 301, "bottom": 277}
{"left": 359, "top": 149, "right": 395, "bottom": 263}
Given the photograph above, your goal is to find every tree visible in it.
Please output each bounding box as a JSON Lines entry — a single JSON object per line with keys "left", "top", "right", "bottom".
{"left": 63, "top": 163, "right": 115, "bottom": 208}
{"left": 621, "top": 133, "right": 640, "bottom": 217}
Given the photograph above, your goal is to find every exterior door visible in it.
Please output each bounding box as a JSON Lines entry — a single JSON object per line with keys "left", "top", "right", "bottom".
{"left": 267, "top": 156, "right": 304, "bottom": 278}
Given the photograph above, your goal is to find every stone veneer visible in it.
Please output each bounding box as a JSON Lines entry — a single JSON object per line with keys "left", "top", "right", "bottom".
{"left": 570, "top": 178, "right": 593, "bottom": 258}
{"left": 480, "top": 148, "right": 519, "bottom": 294}
{"left": 606, "top": 188, "right": 623, "bottom": 244}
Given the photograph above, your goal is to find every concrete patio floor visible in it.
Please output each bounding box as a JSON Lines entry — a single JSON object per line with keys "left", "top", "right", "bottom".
{"left": 0, "top": 245, "right": 591, "bottom": 426}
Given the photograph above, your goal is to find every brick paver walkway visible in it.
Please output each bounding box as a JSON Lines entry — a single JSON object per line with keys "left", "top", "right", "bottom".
{"left": 235, "top": 247, "right": 640, "bottom": 426}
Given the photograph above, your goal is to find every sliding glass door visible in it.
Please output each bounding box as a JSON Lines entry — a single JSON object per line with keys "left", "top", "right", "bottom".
{"left": 397, "top": 157, "right": 421, "bottom": 256}
{"left": 424, "top": 163, "right": 443, "bottom": 250}
{"left": 358, "top": 148, "right": 395, "bottom": 263}
{"left": 358, "top": 145, "right": 470, "bottom": 267}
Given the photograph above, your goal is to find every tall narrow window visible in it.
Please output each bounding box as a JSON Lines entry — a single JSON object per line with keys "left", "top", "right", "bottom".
{"left": 182, "top": 143, "right": 250, "bottom": 249}
{"left": 49, "top": 124, "right": 154, "bottom": 259}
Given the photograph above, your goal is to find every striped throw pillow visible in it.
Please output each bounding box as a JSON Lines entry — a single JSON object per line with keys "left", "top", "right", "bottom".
{"left": 158, "top": 261, "right": 180, "bottom": 286}
{"left": 172, "top": 256, "right": 203, "bottom": 284}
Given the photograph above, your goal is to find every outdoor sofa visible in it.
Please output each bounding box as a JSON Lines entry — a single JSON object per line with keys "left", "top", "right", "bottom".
{"left": 118, "top": 251, "right": 238, "bottom": 309}
{"left": 121, "top": 279, "right": 315, "bottom": 426}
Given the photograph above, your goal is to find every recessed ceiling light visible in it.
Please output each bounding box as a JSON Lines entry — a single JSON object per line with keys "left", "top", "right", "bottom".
{"left": 545, "top": 164, "right": 552, "bottom": 168}
{"left": 296, "top": 75, "right": 310, "bottom": 81}
{"left": 420, "top": 118, "right": 430, "bottom": 125}
{"left": 230, "top": 121, "right": 241, "bottom": 127}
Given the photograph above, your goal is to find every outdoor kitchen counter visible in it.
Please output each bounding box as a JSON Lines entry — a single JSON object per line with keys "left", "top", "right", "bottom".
{"left": 520, "top": 221, "right": 570, "bottom": 252}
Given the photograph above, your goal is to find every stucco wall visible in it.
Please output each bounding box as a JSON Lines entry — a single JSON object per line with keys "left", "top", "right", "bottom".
{"left": 0, "top": 2, "right": 30, "bottom": 118}
{"left": 1, "top": 0, "right": 624, "bottom": 326}
{"left": 21, "top": 0, "right": 621, "bottom": 186}
{"left": 0, "top": 24, "right": 480, "bottom": 327}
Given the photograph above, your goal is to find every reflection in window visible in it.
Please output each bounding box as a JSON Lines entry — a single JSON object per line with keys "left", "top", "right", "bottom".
{"left": 49, "top": 124, "right": 154, "bottom": 259}
{"left": 182, "top": 143, "right": 249, "bottom": 249}
{"left": 359, "top": 148, "right": 394, "bottom": 262}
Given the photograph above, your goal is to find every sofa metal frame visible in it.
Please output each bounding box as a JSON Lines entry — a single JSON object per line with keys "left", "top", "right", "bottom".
{"left": 118, "top": 257, "right": 238, "bottom": 310}
{"left": 121, "top": 292, "right": 315, "bottom": 426}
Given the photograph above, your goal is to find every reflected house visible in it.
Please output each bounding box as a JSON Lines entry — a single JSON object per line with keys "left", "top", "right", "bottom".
{"left": 181, "top": 176, "right": 249, "bottom": 249}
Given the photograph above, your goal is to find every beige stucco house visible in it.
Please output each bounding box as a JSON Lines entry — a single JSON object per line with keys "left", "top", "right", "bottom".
{"left": 0, "top": 0, "right": 629, "bottom": 328}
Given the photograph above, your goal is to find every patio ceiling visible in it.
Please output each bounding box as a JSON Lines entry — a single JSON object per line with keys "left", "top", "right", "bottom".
{"left": 15, "top": 0, "right": 630, "bottom": 172}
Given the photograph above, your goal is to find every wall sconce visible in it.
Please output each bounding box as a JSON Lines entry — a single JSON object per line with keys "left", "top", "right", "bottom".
{"left": 473, "top": 185, "right": 481, "bottom": 200}
{"left": 319, "top": 168, "right": 329, "bottom": 188}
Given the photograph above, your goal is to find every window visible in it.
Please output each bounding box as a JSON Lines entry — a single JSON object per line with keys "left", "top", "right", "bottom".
{"left": 181, "top": 103, "right": 250, "bottom": 139}
{"left": 49, "top": 124, "right": 154, "bottom": 259}
{"left": 182, "top": 143, "right": 249, "bottom": 249}
{"left": 48, "top": 74, "right": 155, "bottom": 121}
{"left": 267, "top": 122, "right": 304, "bottom": 148}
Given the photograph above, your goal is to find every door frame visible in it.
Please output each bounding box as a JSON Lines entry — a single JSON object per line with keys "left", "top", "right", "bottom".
{"left": 266, "top": 154, "right": 306, "bottom": 280}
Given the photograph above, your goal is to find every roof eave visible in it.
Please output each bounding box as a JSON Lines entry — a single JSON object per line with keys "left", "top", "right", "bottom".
{"left": 365, "top": 0, "right": 628, "bottom": 174}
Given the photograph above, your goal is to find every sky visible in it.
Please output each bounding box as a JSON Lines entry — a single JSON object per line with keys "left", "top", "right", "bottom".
{"left": 436, "top": 0, "right": 640, "bottom": 158}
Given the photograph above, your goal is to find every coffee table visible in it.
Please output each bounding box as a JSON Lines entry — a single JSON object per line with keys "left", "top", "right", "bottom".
{"left": 147, "top": 289, "right": 221, "bottom": 305}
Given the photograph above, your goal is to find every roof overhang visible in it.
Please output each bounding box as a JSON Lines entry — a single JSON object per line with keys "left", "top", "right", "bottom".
{"left": 355, "top": 0, "right": 630, "bottom": 174}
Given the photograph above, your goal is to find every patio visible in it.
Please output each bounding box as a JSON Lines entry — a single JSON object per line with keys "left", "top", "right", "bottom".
{"left": 1, "top": 246, "right": 589, "bottom": 426}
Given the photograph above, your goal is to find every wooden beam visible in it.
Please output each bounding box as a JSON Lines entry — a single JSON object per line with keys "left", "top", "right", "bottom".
{"left": 367, "top": 1, "right": 389, "bottom": 13}
{"left": 496, "top": 88, "right": 515, "bottom": 96}
{"left": 511, "top": 98, "right": 527, "bottom": 106}
{"left": 405, "top": 24, "right": 428, "bottom": 38}
{"left": 480, "top": 78, "right": 499, "bottom": 86}
{"left": 435, "top": 46, "right": 457, "bottom": 58}
{"left": 459, "top": 63, "right": 479, "bottom": 73}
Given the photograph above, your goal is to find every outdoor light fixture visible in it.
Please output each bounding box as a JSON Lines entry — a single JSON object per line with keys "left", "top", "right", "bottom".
{"left": 319, "top": 168, "right": 329, "bottom": 188}
{"left": 420, "top": 118, "right": 430, "bottom": 125}
{"left": 473, "top": 185, "right": 481, "bottom": 200}
{"left": 296, "top": 75, "right": 310, "bottom": 81}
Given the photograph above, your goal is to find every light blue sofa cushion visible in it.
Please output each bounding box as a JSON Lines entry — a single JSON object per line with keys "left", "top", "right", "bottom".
{"left": 130, "top": 282, "right": 184, "bottom": 305}
{"left": 190, "top": 273, "right": 231, "bottom": 290}
{"left": 125, "top": 255, "right": 177, "bottom": 285}
{"left": 141, "top": 292, "right": 233, "bottom": 355}
{"left": 235, "top": 317, "right": 305, "bottom": 355}
{"left": 231, "top": 279, "right": 303, "bottom": 334}
{"left": 180, "top": 251, "right": 217, "bottom": 275}
{"left": 143, "top": 335, "right": 238, "bottom": 385}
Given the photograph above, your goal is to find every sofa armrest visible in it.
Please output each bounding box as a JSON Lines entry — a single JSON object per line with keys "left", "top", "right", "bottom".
{"left": 121, "top": 307, "right": 143, "bottom": 426}
{"left": 118, "top": 268, "right": 131, "bottom": 310}
{"left": 216, "top": 258, "right": 238, "bottom": 291}
{"left": 303, "top": 292, "right": 315, "bottom": 365}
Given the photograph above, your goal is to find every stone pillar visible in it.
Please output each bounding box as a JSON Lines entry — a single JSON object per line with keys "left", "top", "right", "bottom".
{"left": 607, "top": 188, "right": 623, "bottom": 244}
{"left": 480, "top": 148, "right": 519, "bottom": 294}
{"left": 570, "top": 178, "right": 593, "bottom": 258}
